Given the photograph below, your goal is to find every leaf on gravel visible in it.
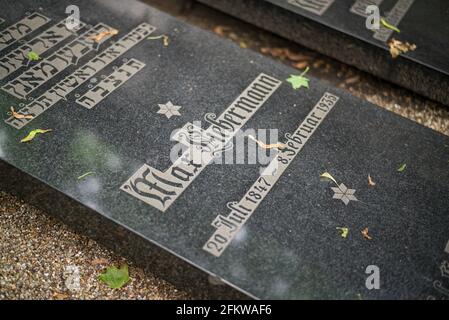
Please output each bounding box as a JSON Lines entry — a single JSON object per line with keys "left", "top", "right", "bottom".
{"left": 344, "top": 75, "right": 360, "bottom": 85}
{"left": 53, "top": 292, "right": 69, "bottom": 300}
{"left": 261, "top": 47, "right": 310, "bottom": 62}
{"left": 20, "top": 129, "right": 52, "bottom": 143}
{"left": 213, "top": 25, "right": 231, "bottom": 37}
{"left": 91, "top": 258, "right": 109, "bottom": 266}
{"left": 397, "top": 163, "right": 407, "bottom": 172}
{"left": 292, "top": 61, "right": 309, "bottom": 69}
{"left": 77, "top": 171, "right": 94, "bottom": 180}
{"left": 99, "top": 265, "right": 130, "bottom": 289}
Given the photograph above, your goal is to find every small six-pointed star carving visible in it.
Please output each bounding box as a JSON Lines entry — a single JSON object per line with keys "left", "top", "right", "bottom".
{"left": 157, "top": 101, "right": 182, "bottom": 119}
{"left": 440, "top": 260, "right": 449, "bottom": 278}
{"left": 331, "top": 183, "right": 357, "bottom": 205}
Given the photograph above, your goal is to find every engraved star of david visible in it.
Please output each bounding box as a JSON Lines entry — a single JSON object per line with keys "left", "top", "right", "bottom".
{"left": 331, "top": 183, "right": 357, "bottom": 205}
{"left": 440, "top": 261, "right": 449, "bottom": 279}
{"left": 157, "top": 101, "right": 182, "bottom": 119}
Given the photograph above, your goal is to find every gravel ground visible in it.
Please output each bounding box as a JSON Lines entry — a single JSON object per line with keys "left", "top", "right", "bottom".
{"left": 1, "top": 0, "right": 448, "bottom": 300}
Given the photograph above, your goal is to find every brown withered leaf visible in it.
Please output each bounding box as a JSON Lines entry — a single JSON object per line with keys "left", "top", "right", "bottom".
{"left": 260, "top": 47, "right": 285, "bottom": 58}
{"left": 388, "top": 38, "right": 417, "bottom": 58}
{"left": 148, "top": 35, "right": 169, "bottom": 47}
{"left": 91, "top": 258, "right": 109, "bottom": 266}
{"left": 9, "top": 107, "right": 33, "bottom": 119}
{"left": 90, "top": 29, "right": 118, "bottom": 42}
{"left": 361, "top": 228, "right": 373, "bottom": 240}
{"left": 213, "top": 25, "right": 230, "bottom": 36}
{"left": 53, "top": 292, "right": 69, "bottom": 300}
{"left": 248, "top": 135, "right": 285, "bottom": 150}
{"left": 344, "top": 75, "right": 360, "bottom": 85}
{"left": 292, "top": 61, "right": 309, "bottom": 69}
{"left": 368, "top": 174, "right": 376, "bottom": 187}
{"left": 239, "top": 41, "right": 248, "bottom": 49}
{"left": 284, "top": 49, "right": 310, "bottom": 61}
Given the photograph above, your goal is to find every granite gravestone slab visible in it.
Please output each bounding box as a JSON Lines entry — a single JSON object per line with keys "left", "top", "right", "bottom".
{"left": 0, "top": 0, "right": 449, "bottom": 299}
{"left": 197, "top": 0, "right": 449, "bottom": 106}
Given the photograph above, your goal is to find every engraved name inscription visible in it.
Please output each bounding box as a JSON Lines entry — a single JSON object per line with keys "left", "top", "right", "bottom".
{"left": 4, "top": 23, "right": 156, "bottom": 129}
{"left": 2, "top": 23, "right": 114, "bottom": 99}
{"left": 76, "top": 58, "right": 145, "bottom": 109}
{"left": 203, "top": 92, "right": 339, "bottom": 257}
{"left": 350, "top": 0, "right": 384, "bottom": 17}
{"left": 0, "top": 19, "right": 85, "bottom": 80}
{"left": 0, "top": 12, "right": 51, "bottom": 52}
{"left": 287, "top": 0, "right": 335, "bottom": 16}
{"left": 121, "top": 74, "right": 282, "bottom": 212}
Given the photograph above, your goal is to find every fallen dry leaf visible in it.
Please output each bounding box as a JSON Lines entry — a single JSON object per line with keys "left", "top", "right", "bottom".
{"left": 344, "top": 75, "right": 360, "bottom": 85}
{"left": 91, "top": 258, "right": 109, "bottom": 266}
{"left": 284, "top": 49, "right": 310, "bottom": 61}
{"left": 260, "top": 47, "right": 284, "bottom": 58}
{"left": 361, "top": 228, "right": 373, "bottom": 240}
{"left": 260, "top": 47, "right": 311, "bottom": 62}
{"left": 53, "top": 292, "right": 69, "bottom": 300}
{"left": 248, "top": 135, "right": 285, "bottom": 150}
{"left": 148, "top": 35, "right": 169, "bottom": 47}
{"left": 320, "top": 172, "right": 339, "bottom": 186}
{"left": 90, "top": 29, "right": 118, "bottom": 42}
{"left": 313, "top": 60, "right": 325, "bottom": 68}
{"left": 292, "top": 61, "right": 309, "bottom": 69}
{"left": 388, "top": 38, "right": 417, "bottom": 58}
{"left": 213, "top": 25, "right": 231, "bottom": 36}
{"left": 9, "top": 107, "right": 33, "bottom": 119}
{"left": 368, "top": 174, "right": 376, "bottom": 187}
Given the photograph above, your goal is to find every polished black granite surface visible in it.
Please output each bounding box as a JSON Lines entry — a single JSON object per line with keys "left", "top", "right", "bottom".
{"left": 1, "top": 0, "right": 449, "bottom": 299}
{"left": 198, "top": 0, "right": 449, "bottom": 106}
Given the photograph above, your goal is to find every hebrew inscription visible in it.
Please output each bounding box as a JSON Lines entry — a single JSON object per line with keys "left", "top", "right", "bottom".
{"left": 0, "top": 19, "right": 85, "bottom": 80}
{"left": 0, "top": 12, "right": 51, "bottom": 51}
{"left": 2, "top": 23, "right": 115, "bottom": 99}
{"left": 4, "top": 23, "right": 156, "bottom": 129}
{"left": 287, "top": 0, "right": 335, "bottom": 16}
{"left": 76, "top": 58, "right": 145, "bottom": 109}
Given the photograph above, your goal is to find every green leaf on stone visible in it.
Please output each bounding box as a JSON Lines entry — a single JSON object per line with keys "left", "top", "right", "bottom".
{"left": 287, "top": 67, "right": 310, "bottom": 90}
{"left": 98, "top": 265, "right": 130, "bottom": 289}
{"left": 20, "top": 129, "right": 52, "bottom": 143}
{"left": 380, "top": 18, "right": 400, "bottom": 33}
{"left": 27, "top": 51, "right": 41, "bottom": 61}
{"left": 397, "top": 163, "right": 407, "bottom": 172}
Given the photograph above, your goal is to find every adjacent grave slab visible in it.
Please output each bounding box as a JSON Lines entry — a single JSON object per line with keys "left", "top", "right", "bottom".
{"left": 1, "top": 0, "right": 449, "bottom": 299}
{"left": 197, "top": 0, "right": 449, "bottom": 106}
